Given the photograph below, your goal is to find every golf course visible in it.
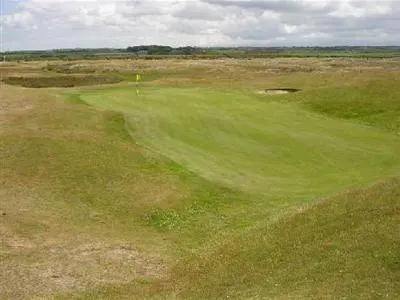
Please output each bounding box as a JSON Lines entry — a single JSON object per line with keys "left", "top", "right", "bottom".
{"left": 1, "top": 57, "right": 399, "bottom": 299}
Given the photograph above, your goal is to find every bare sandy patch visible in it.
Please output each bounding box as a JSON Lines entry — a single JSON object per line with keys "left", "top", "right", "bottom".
{"left": 258, "top": 88, "right": 301, "bottom": 95}
{"left": 0, "top": 238, "right": 166, "bottom": 298}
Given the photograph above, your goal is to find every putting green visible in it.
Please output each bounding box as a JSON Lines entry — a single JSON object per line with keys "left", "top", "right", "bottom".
{"left": 81, "top": 86, "right": 400, "bottom": 202}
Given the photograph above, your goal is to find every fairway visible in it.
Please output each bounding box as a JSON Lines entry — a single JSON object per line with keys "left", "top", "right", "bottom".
{"left": 82, "top": 87, "right": 400, "bottom": 201}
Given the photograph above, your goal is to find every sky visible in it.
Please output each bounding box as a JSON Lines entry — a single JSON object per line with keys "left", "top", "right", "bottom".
{"left": 0, "top": 0, "right": 399, "bottom": 50}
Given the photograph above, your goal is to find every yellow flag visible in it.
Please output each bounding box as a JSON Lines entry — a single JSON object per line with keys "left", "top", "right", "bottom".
{"left": 136, "top": 74, "right": 141, "bottom": 82}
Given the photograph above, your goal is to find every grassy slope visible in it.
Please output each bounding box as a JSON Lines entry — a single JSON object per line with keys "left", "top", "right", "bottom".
{"left": 0, "top": 85, "right": 240, "bottom": 298}
{"left": 63, "top": 178, "right": 400, "bottom": 299}
{"left": 283, "top": 73, "right": 400, "bottom": 133}
{"left": 264, "top": 71, "right": 400, "bottom": 134}
{"left": 172, "top": 177, "right": 400, "bottom": 299}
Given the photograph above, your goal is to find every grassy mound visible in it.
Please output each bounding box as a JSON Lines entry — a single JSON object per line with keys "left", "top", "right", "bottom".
{"left": 2, "top": 75, "right": 122, "bottom": 88}
{"left": 281, "top": 75, "right": 400, "bottom": 132}
{"left": 172, "top": 177, "right": 400, "bottom": 299}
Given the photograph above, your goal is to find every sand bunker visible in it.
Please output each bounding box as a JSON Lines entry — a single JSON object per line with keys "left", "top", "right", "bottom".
{"left": 263, "top": 88, "right": 300, "bottom": 95}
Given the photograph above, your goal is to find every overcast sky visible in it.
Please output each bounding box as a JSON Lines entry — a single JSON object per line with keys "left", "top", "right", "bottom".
{"left": 1, "top": 0, "right": 399, "bottom": 50}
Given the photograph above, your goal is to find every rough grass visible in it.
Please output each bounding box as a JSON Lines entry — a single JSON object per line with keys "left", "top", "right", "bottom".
{"left": 0, "top": 84, "right": 231, "bottom": 298}
{"left": 2, "top": 75, "right": 122, "bottom": 88}
{"left": 57, "top": 177, "right": 400, "bottom": 299}
{"left": 1, "top": 58, "right": 400, "bottom": 299}
{"left": 171, "top": 177, "right": 400, "bottom": 299}
{"left": 43, "top": 63, "right": 97, "bottom": 74}
{"left": 277, "top": 72, "right": 400, "bottom": 133}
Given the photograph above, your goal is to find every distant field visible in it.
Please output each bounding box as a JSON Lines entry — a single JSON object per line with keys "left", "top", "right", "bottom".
{"left": 1, "top": 57, "right": 399, "bottom": 299}
{"left": 2, "top": 46, "right": 400, "bottom": 61}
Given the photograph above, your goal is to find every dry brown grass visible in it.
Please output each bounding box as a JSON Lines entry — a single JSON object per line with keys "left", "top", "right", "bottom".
{"left": 0, "top": 81, "right": 185, "bottom": 299}
{"left": 5, "top": 57, "right": 399, "bottom": 76}
{"left": 2, "top": 75, "right": 122, "bottom": 88}
{"left": 1, "top": 232, "right": 165, "bottom": 299}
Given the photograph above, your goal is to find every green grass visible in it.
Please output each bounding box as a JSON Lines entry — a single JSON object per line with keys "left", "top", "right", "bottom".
{"left": 57, "top": 178, "right": 400, "bottom": 299}
{"left": 282, "top": 75, "right": 400, "bottom": 132}
{"left": 171, "top": 177, "right": 400, "bottom": 299}
{"left": 77, "top": 83, "right": 400, "bottom": 298}
{"left": 81, "top": 86, "right": 400, "bottom": 201}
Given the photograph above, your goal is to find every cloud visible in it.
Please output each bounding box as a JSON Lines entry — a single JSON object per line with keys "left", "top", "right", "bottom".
{"left": 1, "top": 0, "right": 399, "bottom": 50}
{"left": 1, "top": 10, "right": 35, "bottom": 28}
{"left": 203, "top": 0, "right": 339, "bottom": 14}
{"left": 173, "top": 1, "right": 224, "bottom": 21}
